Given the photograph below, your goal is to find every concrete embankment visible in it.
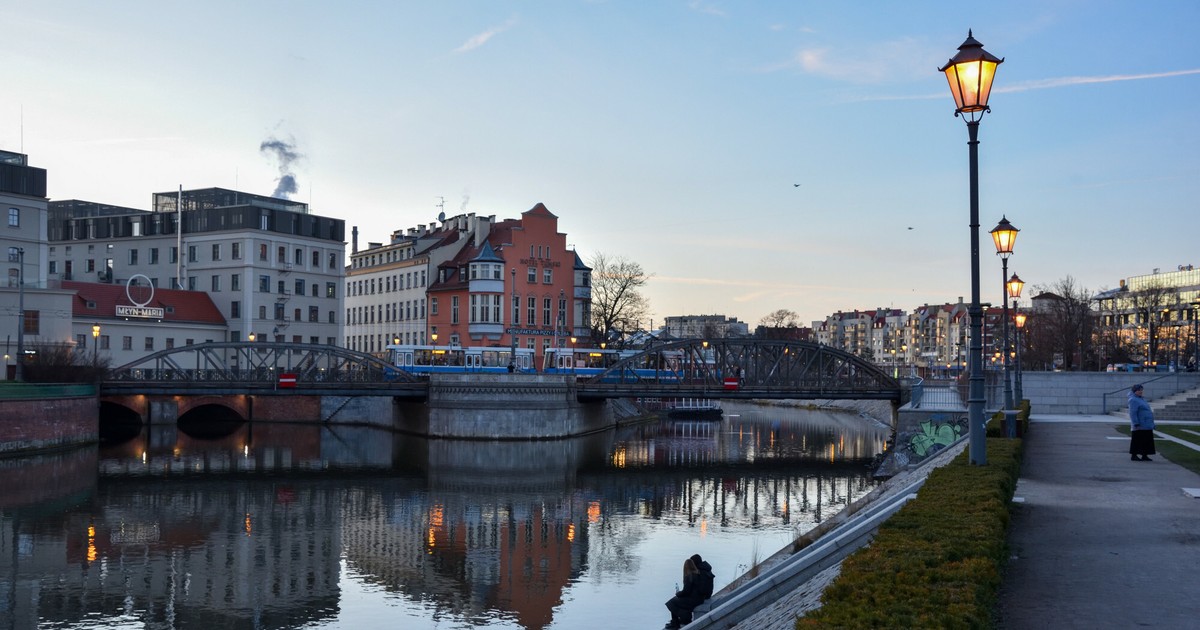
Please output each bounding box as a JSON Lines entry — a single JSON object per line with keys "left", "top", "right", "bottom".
{"left": 688, "top": 435, "right": 968, "bottom": 630}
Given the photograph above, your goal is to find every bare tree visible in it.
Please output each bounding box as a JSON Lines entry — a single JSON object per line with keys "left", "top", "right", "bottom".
{"left": 759, "top": 308, "right": 800, "bottom": 328}
{"left": 589, "top": 252, "right": 652, "bottom": 344}
{"left": 1027, "top": 276, "right": 1095, "bottom": 370}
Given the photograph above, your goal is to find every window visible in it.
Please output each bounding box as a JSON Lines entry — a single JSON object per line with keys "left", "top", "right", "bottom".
{"left": 100, "top": 335, "right": 109, "bottom": 350}
{"left": 49, "top": 261, "right": 57, "bottom": 274}
{"left": 259, "top": 275, "right": 270, "bottom": 292}
{"left": 187, "top": 276, "right": 196, "bottom": 291}
{"left": 312, "top": 250, "right": 320, "bottom": 267}
{"left": 22, "top": 310, "right": 39, "bottom": 335}
{"left": 259, "top": 244, "right": 268, "bottom": 260}
{"left": 543, "top": 268, "right": 553, "bottom": 284}
{"left": 328, "top": 311, "right": 335, "bottom": 324}
{"left": 232, "top": 242, "right": 241, "bottom": 260}
{"left": 294, "top": 248, "right": 303, "bottom": 265}
{"left": 76, "top": 333, "right": 86, "bottom": 348}
{"left": 513, "top": 295, "right": 520, "bottom": 325}
{"left": 231, "top": 274, "right": 240, "bottom": 291}
{"left": 86, "top": 259, "right": 95, "bottom": 272}
{"left": 188, "top": 245, "right": 197, "bottom": 262}
{"left": 295, "top": 278, "right": 305, "bottom": 295}
{"left": 431, "top": 297, "right": 438, "bottom": 315}
{"left": 128, "top": 249, "right": 138, "bottom": 265}
{"left": 212, "top": 243, "right": 221, "bottom": 261}
{"left": 311, "top": 283, "right": 318, "bottom": 297}
{"left": 122, "top": 336, "right": 133, "bottom": 351}
{"left": 274, "top": 303, "right": 285, "bottom": 320}
{"left": 528, "top": 297, "right": 536, "bottom": 325}
{"left": 543, "top": 298, "right": 552, "bottom": 326}
{"left": 170, "top": 247, "right": 178, "bottom": 264}
{"left": 7, "top": 208, "right": 18, "bottom": 227}
{"left": 211, "top": 275, "right": 221, "bottom": 291}
{"left": 528, "top": 267, "right": 537, "bottom": 282}
{"left": 166, "top": 338, "right": 175, "bottom": 349}
{"left": 329, "top": 253, "right": 337, "bottom": 269}
{"left": 277, "top": 246, "right": 286, "bottom": 263}
{"left": 451, "top": 296, "right": 459, "bottom": 324}
{"left": 309, "top": 306, "right": 319, "bottom": 322}
{"left": 326, "top": 282, "right": 336, "bottom": 298}
{"left": 277, "top": 280, "right": 286, "bottom": 294}
{"left": 259, "top": 305, "right": 267, "bottom": 319}
{"left": 145, "top": 337, "right": 154, "bottom": 351}
{"left": 294, "top": 308, "right": 301, "bottom": 321}
{"left": 231, "top": 301, "right": 240, "bottom": 318}
{"left": 150, "top": 248, "right": 159, "bottom": 264}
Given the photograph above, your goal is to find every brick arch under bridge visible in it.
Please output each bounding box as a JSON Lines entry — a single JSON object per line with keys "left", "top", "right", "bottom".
{"left": 584, "top": 339, "right": 904, "bottom": 401}
{"left": 102, "top": 393, "right": 256, "bottom": 425}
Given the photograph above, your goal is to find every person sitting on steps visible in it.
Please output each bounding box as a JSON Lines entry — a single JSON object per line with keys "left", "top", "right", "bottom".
{"left": 664, "top": 554, "right": 715, "bottom": 629}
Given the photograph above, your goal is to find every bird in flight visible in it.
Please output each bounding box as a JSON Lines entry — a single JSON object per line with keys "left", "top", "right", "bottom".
{"left": 793, "top": 183, "right": 801, "bottom": 187}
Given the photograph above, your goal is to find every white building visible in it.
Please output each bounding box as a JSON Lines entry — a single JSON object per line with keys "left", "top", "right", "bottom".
{"left": 47, "top": 188, "right": 347, "bottom": 348}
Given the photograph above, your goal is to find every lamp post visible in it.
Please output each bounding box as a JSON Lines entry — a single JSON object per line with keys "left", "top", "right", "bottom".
{"left": 941, "top": 30, "right": 1003, "bottom": 465}
{"left": 510, "top": 268, "right": 518, "bottom": 368}
{"left": 1014, "top": 309, "right": 1027, "bottom": 402}
{"left": 14, "top": 247, "right": 24, "bottom": 382}
{"left": 990, "top": 217, "right": 1019, "bottom": 409}
{"left": 1192, "top": 299, "right": 1200, "bottom": 371}
{"left": 92, "top": 323, "right": 101, "bottom": 369}
{"left": 1006, "top": 273, "right": 1024, "bottom": 400}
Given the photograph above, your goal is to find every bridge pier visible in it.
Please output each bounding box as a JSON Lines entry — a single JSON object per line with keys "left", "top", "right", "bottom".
{"left": 399, "top": 373, "right": 614, "bottom": 439}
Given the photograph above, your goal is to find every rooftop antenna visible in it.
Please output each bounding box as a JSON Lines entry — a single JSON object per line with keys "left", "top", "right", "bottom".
{"left": 436, "top": 196, "right": 446, "bottom": 223}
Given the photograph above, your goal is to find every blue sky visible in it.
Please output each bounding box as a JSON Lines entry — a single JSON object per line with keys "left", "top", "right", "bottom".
{"left": 3, "top": 1, "right": 1197, "bottom": 327}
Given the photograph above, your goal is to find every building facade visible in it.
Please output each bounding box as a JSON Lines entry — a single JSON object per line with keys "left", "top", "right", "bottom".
{"left": 47, "top": 188, "right": 346, "bottom": 347}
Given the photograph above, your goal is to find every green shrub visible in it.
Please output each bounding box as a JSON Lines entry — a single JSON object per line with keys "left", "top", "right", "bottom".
{"left": 797, "top": 438, "right": 1023, "bottom": 629}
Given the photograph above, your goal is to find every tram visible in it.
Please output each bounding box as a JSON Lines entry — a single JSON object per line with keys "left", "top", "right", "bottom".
{"left": 542, "top": 347, "right": 685, "bottom": 383}
{"left": 389, "top": 344, "right": 535, "bottom": 375}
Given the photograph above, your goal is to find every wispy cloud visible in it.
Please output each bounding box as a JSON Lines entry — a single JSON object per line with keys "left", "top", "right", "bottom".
{"left": 454, "top": 17, "right": 517, "bottom": 54}
{"left": 761, "top": 37, "right": 933, "bottom": 82}
{"left": 688, "top": 1, "right": 726, "bottom": 17}
{"left": 856, "top": 68, "right": 1200, "bottom": 103}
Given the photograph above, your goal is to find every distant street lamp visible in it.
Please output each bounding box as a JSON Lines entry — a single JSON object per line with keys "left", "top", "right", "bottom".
{"left": 431, "top": 332, "right": 438, "bottom": 345}
{"left": 570, "top": 336, "right": 577, "bottom": 373}
{"left": 13, "top": 247, "right": 25, "bottom": 382}
{"left": 248, "top": 333, "right": 256, "bottom": 342}
{"left": 1014, "top": 309, "right": 1027, "bottom": 402}
{"left": 990, "top": 216, "right": 1019, "bottom": 409}
{"left": 941, "top": 30, "right": 1004, "bottom": 465}
{"left": 1007, "top": 273, "right": 1024, "bottom": 402}
{"left": 1192, "top": 299, "right": 1200, "bottom": 371}
{"left": 92, "top": 323, "right": 101, "bottom": 370}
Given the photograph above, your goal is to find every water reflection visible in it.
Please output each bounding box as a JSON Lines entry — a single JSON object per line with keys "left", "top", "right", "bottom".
{"left": 0, "top": 401, "right": 887, "bottom": 629}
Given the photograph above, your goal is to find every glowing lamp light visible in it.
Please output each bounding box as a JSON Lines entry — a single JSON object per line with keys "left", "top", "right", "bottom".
{"left": 1015, "top": 312, "right": 1028, "bottom": 329}
{"left": 1007, "top": 273, "right": 1025, "bottom": 299}
{"left": 939, "top": 30, "right": 1003, "bottom": 119}
{"left": 990, "top": 216, "right": 1019, "bottom": 257}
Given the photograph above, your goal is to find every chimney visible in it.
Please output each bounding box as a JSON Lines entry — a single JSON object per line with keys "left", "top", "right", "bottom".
{"left": 352, "top": 226, "right": 359, "bottom": 254}
{"left": 475, "top": 216, "right": 491, "bottom": 247}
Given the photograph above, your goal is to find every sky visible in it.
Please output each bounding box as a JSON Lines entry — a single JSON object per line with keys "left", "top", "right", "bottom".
{"left": 3, "top": 1, "right": 1197, "bottom": 329}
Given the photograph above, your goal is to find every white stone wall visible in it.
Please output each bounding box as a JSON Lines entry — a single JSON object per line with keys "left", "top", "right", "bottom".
{"left": 1022, "top": 371, "right": 1200, "bottom": 414}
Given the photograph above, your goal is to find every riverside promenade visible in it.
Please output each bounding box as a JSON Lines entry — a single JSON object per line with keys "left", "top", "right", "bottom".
{"left": 996, "top": 415, "right": 1200, "bottom": 628}
{"left": 697, "top": 413, "right": 1200, "bottom": 629}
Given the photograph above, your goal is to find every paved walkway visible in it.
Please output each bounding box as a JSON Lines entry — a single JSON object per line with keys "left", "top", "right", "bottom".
{"left": 996, "top": 415, "right": 1200, "bottom": 628}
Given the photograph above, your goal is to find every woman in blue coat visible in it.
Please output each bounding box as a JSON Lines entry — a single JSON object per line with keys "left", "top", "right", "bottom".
{"left": 1128, "top": 383, "right": 1156, "bottom": 461}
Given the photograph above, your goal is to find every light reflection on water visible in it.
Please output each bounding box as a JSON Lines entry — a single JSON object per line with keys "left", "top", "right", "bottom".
{"left": 1, "top": 401, "right": 888, "bottom": 629}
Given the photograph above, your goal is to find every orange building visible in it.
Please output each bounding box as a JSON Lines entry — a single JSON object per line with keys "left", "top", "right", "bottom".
{"left": 426, "top": 203, "right": 591, "bottom": 367}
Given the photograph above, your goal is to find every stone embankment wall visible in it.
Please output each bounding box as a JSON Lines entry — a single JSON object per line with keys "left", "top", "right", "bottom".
{"left": 0, "top": 385, "right": 98, "bottom": 455}
{"left": 1024, "top": 371, "right": 1200, "bottom": 414}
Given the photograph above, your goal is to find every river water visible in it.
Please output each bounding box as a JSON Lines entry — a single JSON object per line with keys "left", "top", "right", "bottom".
{"left": 1, "top": 401, "right": 889, "bottom": 629}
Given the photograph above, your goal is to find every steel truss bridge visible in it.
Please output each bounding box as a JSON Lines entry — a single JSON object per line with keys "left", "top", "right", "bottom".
{"left": 102, "top": 340, "right": 903, "bottom": 402}
{"left": 578, "top": 339, "right": 902, "bottom": 401}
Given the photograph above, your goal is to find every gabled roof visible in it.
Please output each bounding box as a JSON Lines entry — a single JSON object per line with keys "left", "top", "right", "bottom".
{"left": 522, "top": 202, "right": 558, "bottom": 219}
{"left": 63, "top": 281, "right": 226, "bottom": 325}
{"left": 574, "top": 250, "right": 591, "bottom": 271}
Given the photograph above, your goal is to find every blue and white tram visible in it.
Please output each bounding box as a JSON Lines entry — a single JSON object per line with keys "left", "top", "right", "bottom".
{"left": 389, "top": 344, "right": 534, "bottom": 375}
{"left": 542, "top": 347, "right": 623, "bottom": 377}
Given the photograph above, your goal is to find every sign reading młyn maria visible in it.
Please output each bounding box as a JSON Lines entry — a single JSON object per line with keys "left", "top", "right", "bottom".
{"left": 116, "top": 305, "right": 165, "bottom": 319}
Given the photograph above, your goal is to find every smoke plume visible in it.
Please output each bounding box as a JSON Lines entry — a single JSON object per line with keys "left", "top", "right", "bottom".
{"left": 260, "top": 137, "right": 301, "bottom": 199}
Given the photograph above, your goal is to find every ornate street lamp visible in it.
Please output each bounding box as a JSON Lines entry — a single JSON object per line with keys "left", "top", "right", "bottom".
{"left": 941, "top": 30, "right": 1003, "bottom": 465}
{"left": 1014, "top": 309, "right": 1028, "bottom": 402}
{"left": 991, "top": 217, "right": 1019, "bottom": 409}
{"left": 248, "top": 332, "right": 256, "bottom": 342}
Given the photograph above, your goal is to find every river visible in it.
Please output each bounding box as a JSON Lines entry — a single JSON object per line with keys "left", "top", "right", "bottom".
{"left": 0, "top": 401, "right": 889, "bottom": 629}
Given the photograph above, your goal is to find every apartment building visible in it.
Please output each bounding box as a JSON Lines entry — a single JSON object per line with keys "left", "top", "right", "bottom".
{"left": 663, "top": 314, "right": 749, "bottom": 339}
{"left": 47, "top": 188, "right": 346, "bottom": 346}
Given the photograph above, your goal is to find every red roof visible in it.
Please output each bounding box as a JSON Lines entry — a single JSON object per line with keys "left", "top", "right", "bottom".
{"left": 63, "top": 281, "right": 227, "bottom": 325}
